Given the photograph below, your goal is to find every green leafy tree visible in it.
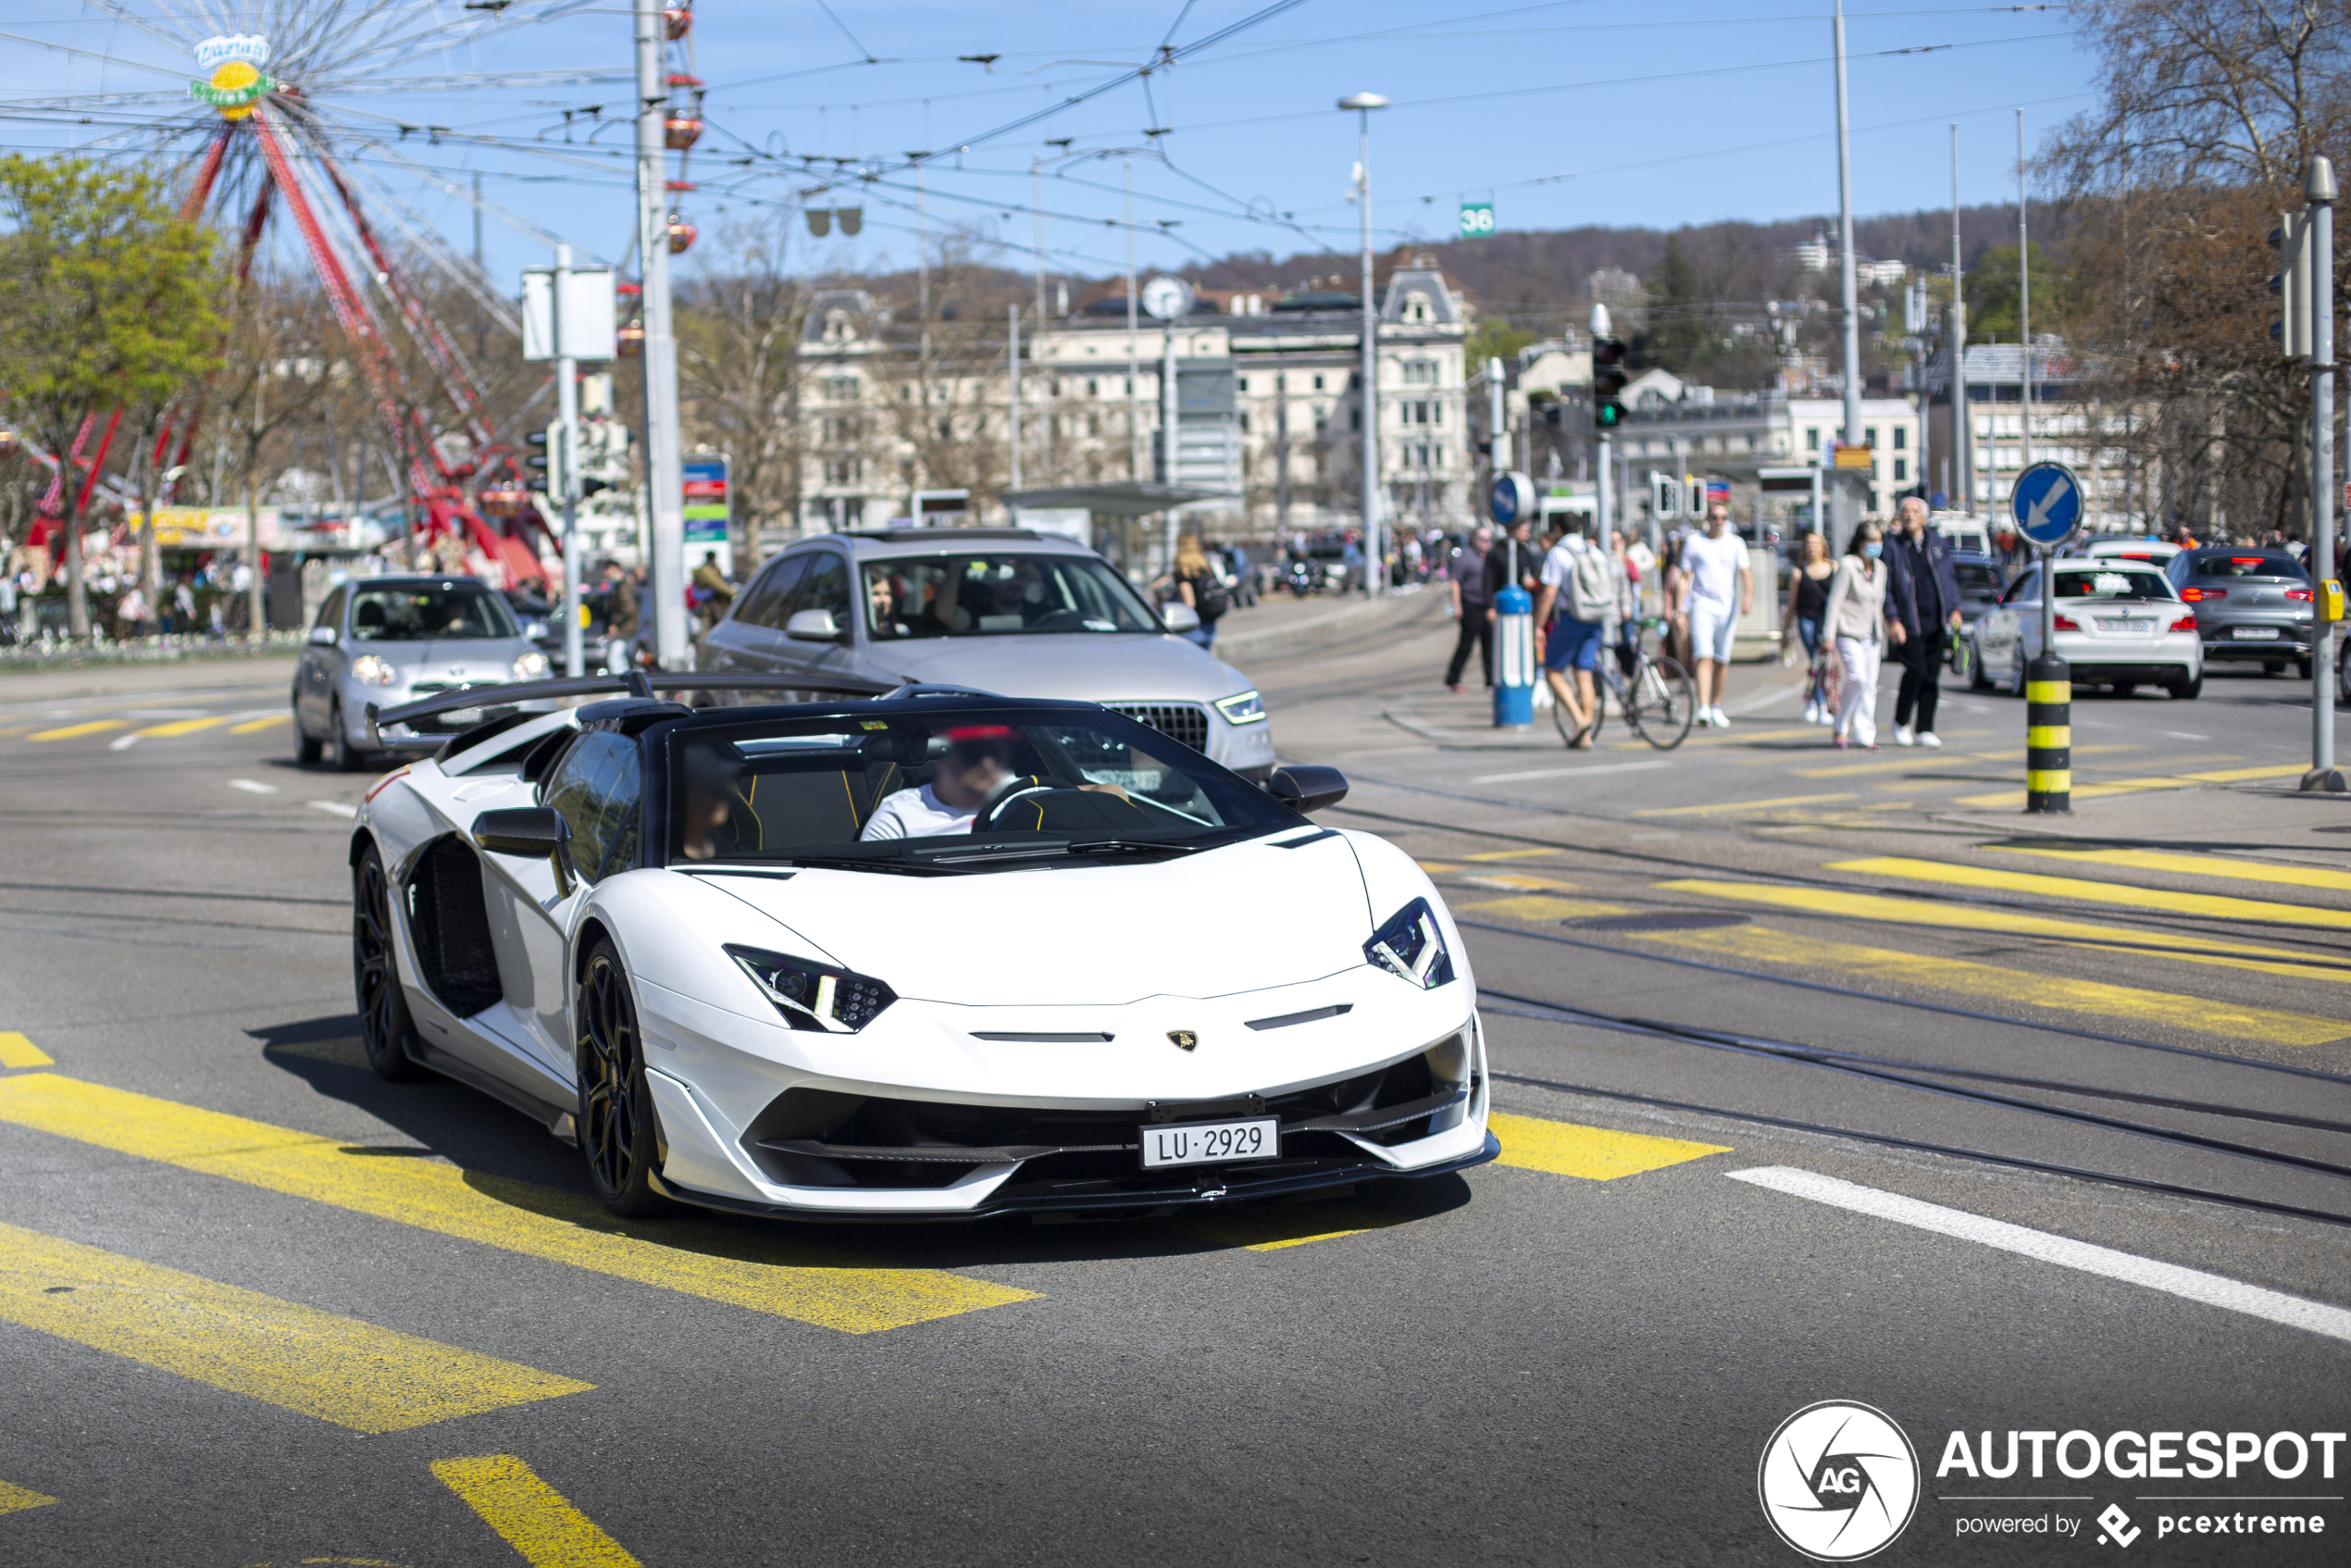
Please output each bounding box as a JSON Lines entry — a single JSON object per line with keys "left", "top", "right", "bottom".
{"left": 0, "top": 154, "right": 224, "bottom": 639}
{"left": 1462, "top": 317, "right": 1537, "bottom": 377}
{"left": 1964, "top": 242, "right": 2076, "bottom": 343}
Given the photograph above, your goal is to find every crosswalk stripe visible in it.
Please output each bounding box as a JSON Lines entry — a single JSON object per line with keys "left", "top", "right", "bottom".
{"left": 1830, "top": 855, "right": 2351, "bottom": 930}
{"left": 26, "top": 721, "right": 127, "bottom": 742}
{"left": 1636, "top": 791, "right": 1856, "bottom": 816}
{"left": 1635, "top": 923, "right": 2347, "bottom": 1046}
{"left": 0, "top": 1033, "right": 53, "bottom": 1069}
{"left": 1172, "top": 1201, "right": 1405, "bottom": 1252}
{"left": 1653, "top": 877, "right": 2347, "bottom": 969}
{"left": 0, "top": 1074, "right": 1036, "bottom": 1334}
{"left": 130, "top": 716, "right": 230, "bottom": 740}
{"left": 0, "top": 1480, "right": 57, "bottom": 1517}
{"left": 1490, "top": 1113, "right": 1729, "bottom": 1180}
{"left": 432, "top": 1455, "right": 640, "bottom": 1568}
{"left": 1954, "top": 764, "right": 2305, "bottom": 810}
{"left": 230, "top": 714, "right": 289, "bottom": 733}
{"left": 1994, "top": 844, "right": 2351, "bottom": 893}
{"left": 0, "top": 1221, "right": 591, "bottom": 1433}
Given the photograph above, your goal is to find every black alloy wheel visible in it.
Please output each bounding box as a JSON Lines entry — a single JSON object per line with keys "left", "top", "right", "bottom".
{"left": 576, "top": 940, "right": 672, "bottom": 1216}
{"left": 294, "top": 692, "right": 322, "bottom": 765}
{"left": 352, "top": 846, "right": 424, "bottom": 1081}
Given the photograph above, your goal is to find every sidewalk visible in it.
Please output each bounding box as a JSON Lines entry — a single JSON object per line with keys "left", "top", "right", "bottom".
{"left": 1210, "top": 586, "right": 1441, "bottom": 664}
{"left": 1386, "top": 650, "right": 1806, "bottom": 748}
{"left": 0, "top": 653, "right": 300, "bottom": 706}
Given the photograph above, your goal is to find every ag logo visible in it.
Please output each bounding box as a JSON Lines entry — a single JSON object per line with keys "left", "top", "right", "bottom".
{"left": 1166, "top": 1030, "right": 1199, "bottom": 1052}
{"left": 1758, "top": 1400, "right": 1920, "bottom": 1561}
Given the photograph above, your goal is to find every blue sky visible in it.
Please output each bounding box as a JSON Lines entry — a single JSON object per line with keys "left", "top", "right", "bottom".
{"left": 1, "top": 1, "right": 2101, "bottom": 286}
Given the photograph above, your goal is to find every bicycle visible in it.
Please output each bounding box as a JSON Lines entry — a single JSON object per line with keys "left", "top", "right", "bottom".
{"left": 1549, "top": 616, "right": 1697, "bottom": 750}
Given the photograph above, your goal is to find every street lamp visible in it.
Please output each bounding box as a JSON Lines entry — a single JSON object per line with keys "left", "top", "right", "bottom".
{"left": 1339, "top": 91, "right": 1388, "bottom": 595}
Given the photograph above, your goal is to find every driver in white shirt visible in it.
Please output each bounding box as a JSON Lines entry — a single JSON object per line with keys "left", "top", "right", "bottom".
{"left": 860, "top": 726, "right": 1015, "bottom": 840}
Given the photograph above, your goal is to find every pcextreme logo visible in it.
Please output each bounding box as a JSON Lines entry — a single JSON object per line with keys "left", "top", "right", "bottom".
{"left": 1760, "top": 1400, "right": 1922, "bottom": 1562}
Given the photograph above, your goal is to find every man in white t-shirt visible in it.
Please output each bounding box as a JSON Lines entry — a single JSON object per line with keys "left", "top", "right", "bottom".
{"left": 1672, "top": 501, "right": 1751, "bottom": 728}
{"left": 861, "top": 726, "right": 1015, "bottom": 840}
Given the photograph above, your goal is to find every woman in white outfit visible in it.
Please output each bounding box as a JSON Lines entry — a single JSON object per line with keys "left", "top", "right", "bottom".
{"left": 1821, "top": 521, "right": 1889, "bottom": 750}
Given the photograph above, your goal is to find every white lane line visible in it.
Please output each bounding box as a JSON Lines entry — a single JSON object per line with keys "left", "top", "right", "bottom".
{"left": 308, "top": 800, "right": 359, "bottom": 818}
{"left": 1726, "top": 1166, "right": 2351, "bottom": 1346}
{"left": 227, "top": 778, "right": 280, "bottom": 795}
{"left": 108, "top": 734, "right": 141, "bottom": 752}
{"left": 1472, "top": 760, "right": 1675, "bottom": 784}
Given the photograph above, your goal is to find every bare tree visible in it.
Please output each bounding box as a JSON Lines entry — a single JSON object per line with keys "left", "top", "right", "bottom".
{"left": 677, "top": 217, "right": 804, "bottom": 558}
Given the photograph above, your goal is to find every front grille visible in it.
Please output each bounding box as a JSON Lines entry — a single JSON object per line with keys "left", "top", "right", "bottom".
{"left": 1107, "top": 701, "right": 1209, "bottom": 753}
{"left": 740, "top": 1046, "right": 1465, "bottom": 1203}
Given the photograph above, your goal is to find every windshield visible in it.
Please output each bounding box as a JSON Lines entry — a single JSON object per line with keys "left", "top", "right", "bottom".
{"left": 668, "top": 707, "right": 1296, "bottom": 870}
{"left": 2054, "top": 569, "right": 2174, "bottom": 603}
{"left": 863, "top": 554, "right": 1159, "bottom": 639}
{"left": 350, "top": 581, "right": 519, "bottom": 641}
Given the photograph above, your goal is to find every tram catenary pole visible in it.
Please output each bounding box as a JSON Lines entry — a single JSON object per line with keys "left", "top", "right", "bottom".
{"left": 635, "top": 0, "right": 686, "bottom": 667}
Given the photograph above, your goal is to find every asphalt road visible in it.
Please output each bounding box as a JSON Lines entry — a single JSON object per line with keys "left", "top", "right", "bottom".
{"left": 1, "top": 606, "right": 2347, "bottom": 1567}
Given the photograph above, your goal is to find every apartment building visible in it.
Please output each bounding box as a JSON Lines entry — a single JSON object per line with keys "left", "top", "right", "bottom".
{"left": 1925, "top": 342, "right": 2157, "bottom": 531}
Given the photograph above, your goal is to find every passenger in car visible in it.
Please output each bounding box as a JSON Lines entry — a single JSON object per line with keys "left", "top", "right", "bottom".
{"left": 860, "top": 726, "right": 1016, "bottom": 840}
{"left": 677, "top": 745, "right": 742, "bottom": 861}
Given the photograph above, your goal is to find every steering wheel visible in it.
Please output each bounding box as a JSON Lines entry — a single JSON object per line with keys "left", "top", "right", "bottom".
{"left": 971, "top": 776, "right": 1155, "bottom": 835}
{"left": 969, "top": 776, "right": 1057, "bottom": 834}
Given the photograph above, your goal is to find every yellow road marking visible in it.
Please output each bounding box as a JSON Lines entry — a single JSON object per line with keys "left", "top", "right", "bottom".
{"left": 1464, "top": 848, "right": 1562, "bottom": 862}
{"left": 1788, "top": 743, "right": 2137, "bottom": 779}
{"left": 0, "top": 725, "right": 35, "bottom": 739}
{"left": 1462, "top": 873, "right": 1583, "bottom": 891}
{"left": 230, "top": 714, "right": 290, "bottom": 733}
{"left": 1637, "top": 792, "right": 1856, "bottom": 816}
{"left": 1830, "top": 856, "right": 2351, "bottom": 931}
{"left": 1414, "top": 860, "right": 1462, "bottom": 874}
{"left": 0, "top": 1222, "right": 590, "bottom": 1433}
{"left": 0, "top": 1033, "right": 53, "bottom": 1068}
{"left": 131, "top": 716, "right": 230, "bottom": 739}
{"left": 1172, "top": 1201, "right": 1406, "bottom": 1252}
{"left": 1461, "top": 895, "right": 1632, "bottom": 922}
{"left": 26, "top": 721, "right": 127, "bottom": 741}
{"left": 432, "top": 1455, "right": 639, "bottom": 1568}
{"left": 0, "top": 1075, "right": 1036, "bottom": 1334}
{"left": 0, "top": 1479, "right": 57, "bottom": 1517}
{"left": 1490, "top": 1113, "right": 1728, "bottom": 1179}
{"left": 1636, "top": 924, "right": 2347, "bottom": 1047}
{"left": 1655, "top": 877, "right": 2345, "bottom": 970}
{"left": 1995, "top": 844, "right": 2351, "bottom": 893}
{"left": 1954, "top": 764, "right": 2306, "bottom": 810}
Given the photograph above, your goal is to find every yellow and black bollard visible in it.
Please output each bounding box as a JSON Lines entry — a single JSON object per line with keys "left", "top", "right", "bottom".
{"left": 2025, "top": 653, "right": 2071, "bottom": 814}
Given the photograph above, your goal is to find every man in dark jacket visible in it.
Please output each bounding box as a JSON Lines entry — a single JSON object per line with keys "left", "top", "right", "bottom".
{"left": 1444, "top": 526, "right": 1495, "bottom": 691}
{"left": 1884, "top": 496, "right": 1964, "bottom": 747}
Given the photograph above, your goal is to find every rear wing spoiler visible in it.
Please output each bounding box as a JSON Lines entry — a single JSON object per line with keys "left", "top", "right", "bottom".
{"left": 366, "top": 672, "right": 901, "bottom": 747}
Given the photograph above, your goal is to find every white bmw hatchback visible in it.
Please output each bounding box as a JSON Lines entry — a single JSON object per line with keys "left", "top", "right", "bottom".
{"left": 351, "top": 678, "right": 1496, "bottom": 1221}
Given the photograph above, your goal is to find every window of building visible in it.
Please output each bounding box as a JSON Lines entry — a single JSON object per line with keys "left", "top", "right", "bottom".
{"left": 1432, "top": 401, "right": 1443, "bottom": 427}
{"left": 1238, "top": 377, "right": 1250, "bottom": 393}
{"left": 1893, "top": 426, "right": 1908, "bottom": 450}
{"left": 1864, "top": 427, "right": 1878, "bottom": 449}
{"left": 1404, "top": 360, "right": 1437, "bottom": 385}
{"left": 1086, "top": 378, "right": 1099, "bottom": 398}
{"left": 1894, "top": 457, "right": 1908, "bottom": 483}
{"left": 1350, "top": 409, "right": 1361, "bottom": 431}
{"left": 1239, "top": 412, "right": 1250, "bottom": 435}
{"left": 826, "top": 376, "right": 858, "bottom": 401}
{"left": 1312, "top": 374, "right": 1325, "bottom": 392}
{"left": 1805, "top": 428, "right": 1820, "bottom": 452}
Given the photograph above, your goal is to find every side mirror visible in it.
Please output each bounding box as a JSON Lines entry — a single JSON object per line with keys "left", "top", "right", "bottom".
{"left": 475, "top": 806, "right": 576, "bottom": 895}
{"left": 306, "top": 624, "right": 338, "bottom": 647}
{"left": 523, "top": 618, "right": 551, "bottom": 641}
{"left": 785, "top": 607, "right": 845, "bottom": 641}
{"left": 1267, "top": 764, "right": 1349, "bottom": 814}
{"left": 1161, "top": 601, "right": 1201, "bottom": 634}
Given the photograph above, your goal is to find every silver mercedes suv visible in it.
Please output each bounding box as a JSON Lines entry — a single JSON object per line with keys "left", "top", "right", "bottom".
{"left": 695, "top": 528, "right": 1275, "bottom": 781}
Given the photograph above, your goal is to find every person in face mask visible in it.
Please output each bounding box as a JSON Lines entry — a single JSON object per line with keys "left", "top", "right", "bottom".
{"left": 1822, "top": 521, "right": 1891, "bottom": 749}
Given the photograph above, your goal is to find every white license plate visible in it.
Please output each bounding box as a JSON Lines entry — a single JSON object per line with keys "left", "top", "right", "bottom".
{"left": 2101, "top": 618, "right": 2154, "bottom": 633}
{"left": 1139, "top": 1116, "right": 1278, "bottom": 1169}
{"left": 2236, "top": 627, "right": 2282, "bottom": 640}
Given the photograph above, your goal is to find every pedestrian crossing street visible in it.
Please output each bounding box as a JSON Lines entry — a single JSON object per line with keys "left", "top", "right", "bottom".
{"left": 1434, "top": 835, "right": 2351, "bottom": 1052}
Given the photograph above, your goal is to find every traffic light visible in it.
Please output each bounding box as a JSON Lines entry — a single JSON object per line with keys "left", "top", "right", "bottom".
{"left": 1593, "top": 337, "right": 1629, "bottom": 430}
{"left": 526, "top": 423, "right": 571, "bottom": 500}
{"left": 2270, "top": 210, "right": 2313, "bottom": 360}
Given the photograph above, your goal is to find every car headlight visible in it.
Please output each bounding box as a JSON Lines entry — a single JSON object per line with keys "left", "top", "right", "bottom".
{"left": 1365, "top": 898, "right": 1455, "bottom": 989}
{"left": 726, "top": 944, "right": 898, "bottom": 1032}
{"left": 348, "top": 654, "right": 398, "bottom": 687}
{"left": 1213, "top": 689, "right": 1267, "bottom": 724}
{"left": 511, "top": 650, "right": 549, "bottom": 679}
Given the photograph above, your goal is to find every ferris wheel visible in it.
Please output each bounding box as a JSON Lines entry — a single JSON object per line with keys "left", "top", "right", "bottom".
{"left": 13, "top": 0, "right": 704, "bottom": 583}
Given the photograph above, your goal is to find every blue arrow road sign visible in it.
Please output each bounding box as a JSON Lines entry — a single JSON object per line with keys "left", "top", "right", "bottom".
{"left": 1489, "top": 471, "right": 1533, "bottom": 527}
{"left": 2010, "top": 461, "right": 2084, "bottom": 548}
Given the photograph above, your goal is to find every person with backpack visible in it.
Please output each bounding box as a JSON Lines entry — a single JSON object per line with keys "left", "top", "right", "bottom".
{"left": 1162, "top": 532, "right": 1229, "bottom": 649}
{"left": 1535, "top": 525, "right": 1617, "bottom": 748}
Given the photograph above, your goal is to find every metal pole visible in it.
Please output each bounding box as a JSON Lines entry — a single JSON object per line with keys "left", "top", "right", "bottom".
{"left": 1033, "top": 159, "right": 1051, "bottom": 485}
{"left": 2019, "top": 108, "right": 2033, "bottom": 470}
{"left": 2306, "top": 156, "right": 2341, "bottom": 791}
{"left": 635, "top": 0, "right": 686, "bottom": 667}
{"left": 555, "top": 244, "right": 583, "bottom": 678}
{"left": 1126, "top": 163, "right": 1142, "bottom": 482}
{"left": 1008, "top": 303, "right": 1022, "bottom": 495}
{"left": 1834, "top": 0, "right": 1862, "bottom": 449}
{"left": 1951, "top": 125, "right": 1971, "bottom": 513}
{"left": 1163, "top": 309, "right": 1179, "bottom": 571}
{"left": 1359, "top": 107, "right": 1381, "bottom": 597}
{"left": 1598, "top": 435, "right": 1611, "bottom": 543}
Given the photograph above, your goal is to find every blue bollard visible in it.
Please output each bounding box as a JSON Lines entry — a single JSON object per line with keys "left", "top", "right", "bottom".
{"left": 1494, "top": 583, "right": 1535, "bottom": 728}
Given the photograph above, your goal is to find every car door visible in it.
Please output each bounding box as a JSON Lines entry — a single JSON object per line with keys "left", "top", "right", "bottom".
{"left": 479, "top": 728, "right": 642, "bottom": 1076}
{"left": 701, "top": 552, "right": 808, "bottom": 678}
{"left": 768, "top": 548, "right": 857, "bottom": 686}
{"left": 295, "top": 586, "right": 347, "bottom": 732}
